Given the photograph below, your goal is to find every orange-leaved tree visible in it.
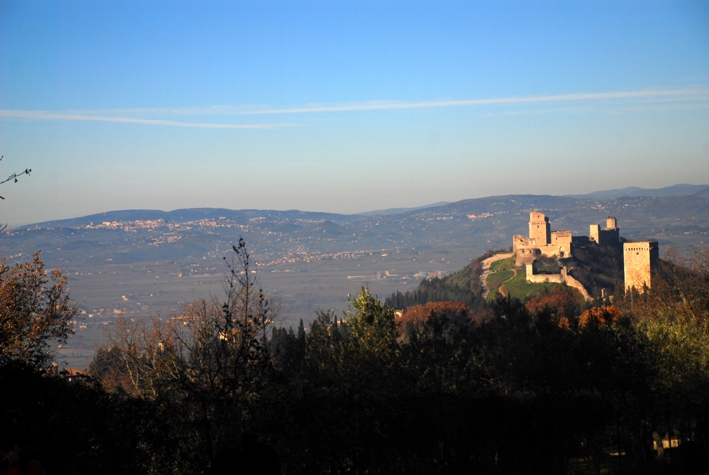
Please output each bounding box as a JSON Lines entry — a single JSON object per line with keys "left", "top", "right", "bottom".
{"left": 0, "top": 252, "right": 79, "bottom": 368}
{"left": 525, "top": 285, "right": 583, "bottom": 320}
{"left": 399, "top": 300, "right": 472, "bottom": 337}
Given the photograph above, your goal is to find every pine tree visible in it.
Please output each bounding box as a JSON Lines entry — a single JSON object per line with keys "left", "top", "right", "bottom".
{"left": 297, "top": 319, "right": 306, "bottom": 343}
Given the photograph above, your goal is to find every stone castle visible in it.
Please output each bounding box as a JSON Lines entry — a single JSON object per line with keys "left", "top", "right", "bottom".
{"left": 513, "top": 212, "right": 657, "bottom": 293}
{"left": 513, "top": 212, "right": 573, "bottom": 264}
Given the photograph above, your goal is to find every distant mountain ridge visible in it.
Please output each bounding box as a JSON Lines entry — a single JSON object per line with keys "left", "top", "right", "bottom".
{"left": 7, "top": 185, "right": 708, "bottom": 276}
{"left": 31, "top": 202, "right": 454, "bottom": 229}
{"left": 359, "top": 202, "right": 451, "bottom": 216}
{"left": 24, "top": 184, "right": 708, "bottom": 230}
{"left": 30, "top": 208, "right": 362, "bottom": 229}
{"left": 11, "top": 192, "right": 708, "bottom": 268}
{"left": 566, "top": 184, "right": 709, "bottom": 200}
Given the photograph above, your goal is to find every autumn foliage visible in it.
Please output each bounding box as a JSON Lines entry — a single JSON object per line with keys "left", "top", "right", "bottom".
{"left": 399, "top": 301, "right": 472, "bottom": 335}
{"left": 525, "top": 285, "right": 583, "bottom": 319}
{"left": 578, "top": 305, "right": 621, "bottom": 329}
{"left": 0, "top": 252, "right": 79, "bottom": 368}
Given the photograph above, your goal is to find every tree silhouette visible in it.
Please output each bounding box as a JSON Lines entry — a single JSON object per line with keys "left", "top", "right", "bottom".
{"left": 0, "top": 155, "right": 32, "bottom": 199}
{"left": 0, "top": 155, "right": 31, "bottom": 231}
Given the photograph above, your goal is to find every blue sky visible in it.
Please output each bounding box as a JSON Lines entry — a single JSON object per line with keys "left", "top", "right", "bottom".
{"left": 1, "top": 0, "right": 708, "bottom": 226}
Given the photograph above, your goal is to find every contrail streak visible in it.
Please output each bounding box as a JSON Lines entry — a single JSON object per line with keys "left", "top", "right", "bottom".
{"left": 1, "top": 88, "right": 706, "bottom": 127}
{"left": 0, "top": 110, "right": 294, "bottom": 129}
{"left": 235, "top": 88, "right": 709, "bottom": 115}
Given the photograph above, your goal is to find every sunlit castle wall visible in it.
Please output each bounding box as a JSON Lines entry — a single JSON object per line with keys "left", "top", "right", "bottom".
{"left": 550, "top": 230, "right": 573, "bottom": 258}
{"left": 624, "top": 241, "right": 659, "bottom": 292}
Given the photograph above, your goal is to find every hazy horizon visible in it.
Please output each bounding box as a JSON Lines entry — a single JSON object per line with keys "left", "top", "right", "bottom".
{"left": 1, "top": 1, "right": 708, "bottom": 227}
{"left": 6, "top": 181, "right": 707, "bottom": 230}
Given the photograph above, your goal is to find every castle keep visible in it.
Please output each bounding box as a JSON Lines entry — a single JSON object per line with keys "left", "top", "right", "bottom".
{"left": 512, "top": 212, "right": 657, "bottom": 293}
{"left": 513, "top": 212, "right": 572, "bottom": 265}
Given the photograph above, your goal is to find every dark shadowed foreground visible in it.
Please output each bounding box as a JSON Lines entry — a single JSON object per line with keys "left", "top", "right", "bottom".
{"left": 2, "top": 244, "right": 709, "bottom": 474}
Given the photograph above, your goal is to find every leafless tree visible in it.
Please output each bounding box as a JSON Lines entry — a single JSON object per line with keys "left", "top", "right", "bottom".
{"left": 105, "top": 238, "right": 277, "bottom": 460}
{"left": 0, "top": 156, "right": 32, "bottom": 232}
{"left": 0, "top": 156, "right": 31, "bottom": 200}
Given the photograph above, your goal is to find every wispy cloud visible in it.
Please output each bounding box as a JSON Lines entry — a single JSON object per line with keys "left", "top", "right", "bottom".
{"left": 484, "top": 100, "right": 709, "bottom": 118}
{"left": 230, "top": 88, "right": 709, "bottom": 115}
{"left": 67, "top": 88, "right": 709, "bottom": 116}
{"left": 2, "top": 88, "right": 707, "bottom": 128}
{"left": 0, "top": 110, "right": 296, "bottom": 129}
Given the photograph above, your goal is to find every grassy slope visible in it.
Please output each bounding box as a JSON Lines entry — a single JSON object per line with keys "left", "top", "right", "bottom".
{"left": 485, "top": 255, "right": 571, "bottom": 301}
{"left": 490, "top": 257, "right": 515, "bottom": 272}
{"left": 501, "top": 269, "right": 563, "bottom": 300}
{"left": 486, "top": 269, "right": 515, "bottom": 299}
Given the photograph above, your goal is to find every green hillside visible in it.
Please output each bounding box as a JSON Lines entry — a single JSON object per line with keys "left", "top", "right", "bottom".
{"left": 385, "top": 250, "right": 493, "bottom": 309}
{"left": 485, "top": 255, "right": 573, "bottom": 301}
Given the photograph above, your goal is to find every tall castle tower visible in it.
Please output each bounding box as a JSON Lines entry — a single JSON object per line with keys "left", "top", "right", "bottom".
{"left": 624, "top": 241, "right": 659, "bottom": 292}
{"left": 590, "top": 216, "right": 620, "bottom": 245}
{"left": 529, "top": 212, "right": 550, "bottom": 245}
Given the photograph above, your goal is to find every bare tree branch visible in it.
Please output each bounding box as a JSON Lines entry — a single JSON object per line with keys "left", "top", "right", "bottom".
{"left": 0, "top": 156, "right": 32, "bottom": 200}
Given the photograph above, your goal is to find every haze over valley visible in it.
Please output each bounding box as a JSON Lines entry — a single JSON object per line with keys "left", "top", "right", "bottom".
{"left": 3, "top": 185, "right": 707, "bottom": 368}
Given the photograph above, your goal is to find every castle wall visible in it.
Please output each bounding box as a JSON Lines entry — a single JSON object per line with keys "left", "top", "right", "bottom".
{"left": 514, "top": 235, "right": 539, "bottom": 266}
{"left": 538, "top": 245, "right": 563, "bottom": 258}
{"left": 513, "top": 235, "right": 534, "bottom": 250}
{"left": 525, "top": 265, "right": 592, "bottom": 301}
{"left": 624, "top": 241, "right": 659, "bottom": 292}
{"left": 551, "top": 230, "right": 572, "bottom": 258}
{"left": 525, "top": 264, "right": 565, "bottom": 284}
{"left": 564, "top": 274, "right": 592, "bottom": 301}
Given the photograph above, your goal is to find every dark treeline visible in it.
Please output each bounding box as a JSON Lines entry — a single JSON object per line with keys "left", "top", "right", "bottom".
{"left": 386, "top": 250, "right": 499, "bottom": 309}
{"left": 2, "top": 244, "right": 709, "bottom": 474}
{"left": 566, "top": 239, "right": 625, "bottom": 298}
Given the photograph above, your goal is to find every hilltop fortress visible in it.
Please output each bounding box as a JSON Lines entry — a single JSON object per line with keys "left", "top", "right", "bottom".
{"left": 513, "top": 212, "right": 574, "bottom": 263}
{"left": 512, "top": 212, "right": 657, "bottom": 293}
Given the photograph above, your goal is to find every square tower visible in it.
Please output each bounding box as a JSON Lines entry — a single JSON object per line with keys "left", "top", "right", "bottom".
{"left": 624, "top": 241, "right": 659, "bottom": 292}
{"left": 589, "top": 224, "right": 601, "bottom": 243}
{"left": 529, "top": 212, "right": 550, "bottom": 245}
{"left": 590, "top": 217, "right": 620, "bottom": 245}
